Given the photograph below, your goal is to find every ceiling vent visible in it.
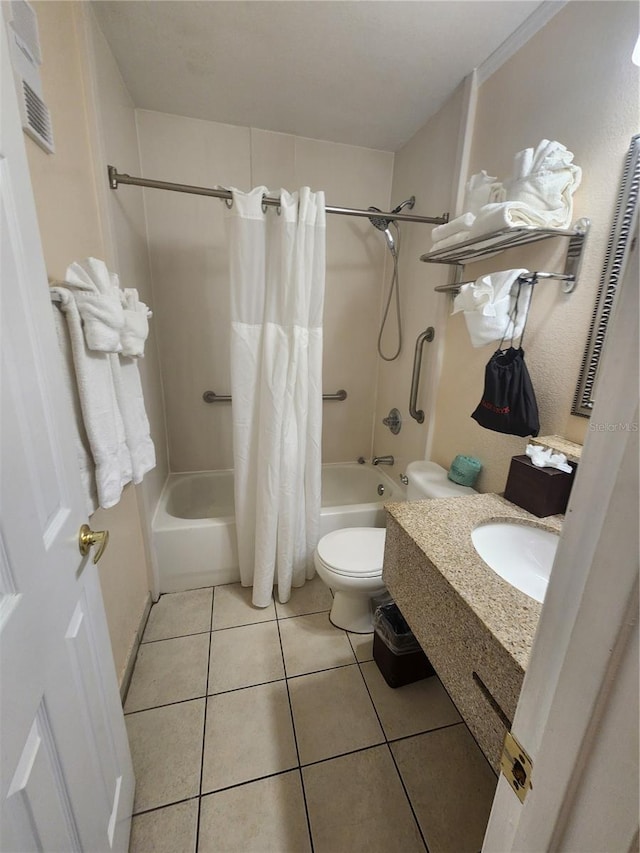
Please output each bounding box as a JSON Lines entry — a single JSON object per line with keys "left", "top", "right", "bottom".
{"left": 6, "top": 0, "right": 54, "bottom": 154}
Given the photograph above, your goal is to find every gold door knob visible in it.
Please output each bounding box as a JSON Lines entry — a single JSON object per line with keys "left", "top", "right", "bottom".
{"left": 78, "top": 524, "right": 110, "bottom": 564}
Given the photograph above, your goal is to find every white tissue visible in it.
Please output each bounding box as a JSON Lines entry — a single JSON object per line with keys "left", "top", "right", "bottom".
{"left": 526, "top": 444, "right": 572, "bottom": 474}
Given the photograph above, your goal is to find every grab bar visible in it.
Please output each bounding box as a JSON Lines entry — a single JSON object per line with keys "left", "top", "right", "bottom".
{"left": 409, "top": 327, "right": 435, "bottom": 423}
{"left": 203, "top": 389, "right": 347, "bottom": 403}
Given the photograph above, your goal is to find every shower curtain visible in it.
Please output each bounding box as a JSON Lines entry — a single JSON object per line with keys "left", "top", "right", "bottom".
{"left": 227, "top": 186, "right": 326, "bottom": 607}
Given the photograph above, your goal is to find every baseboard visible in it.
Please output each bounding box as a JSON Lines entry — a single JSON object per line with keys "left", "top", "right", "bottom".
{"left": 119, "top": 593, "right": 152, "bottom": 705}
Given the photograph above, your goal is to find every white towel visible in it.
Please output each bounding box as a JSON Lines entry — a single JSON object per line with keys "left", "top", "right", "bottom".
{"left": 452, "top": 269, "right": 531, "bottom": 348}
{"left": 464, "top": 171, "right": 505, "bottom": 216}
{"left": 431, "top": 212, "right": 475, "bottom": 244}
{"left": 52, "top": 301, "right": 99, "bottom": 514}
{"left": 504, "top": 139, "right": 582, "bottom": 228}
{"left": 51, "top": 287, "right": 132, "bottom": 509}
{"left": 109, "top": 353, "right": 156, "bottom": 483}
{"left": 430, "top": 229, "right": 473, "bottom": 253}
{"left": 64, "top": 258, "right": 124, "bottom": 353}
{"left": 120, "top": 288, "right": 152, "bottom": 358}
{"left": 467, "top": 200, "right": 575, "bottom": 240}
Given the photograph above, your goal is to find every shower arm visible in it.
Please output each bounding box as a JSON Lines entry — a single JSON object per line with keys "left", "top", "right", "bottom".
{"left": 107, "top": 166, "right": 448, "bottom": 226}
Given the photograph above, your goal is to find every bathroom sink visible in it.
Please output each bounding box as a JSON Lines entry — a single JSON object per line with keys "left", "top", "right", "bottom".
{"left": 471, "top": 521, "right": 559, "bottom": 603}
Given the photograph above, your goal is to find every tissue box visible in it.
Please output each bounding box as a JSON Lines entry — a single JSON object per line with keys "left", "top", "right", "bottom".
{"left": 504, "top": 454, "right": 577, "bottom": 517}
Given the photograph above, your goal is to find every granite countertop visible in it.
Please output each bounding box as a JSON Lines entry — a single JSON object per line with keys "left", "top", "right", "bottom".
{"left": 384, "top": 493, "right": 563, "bottom": 671}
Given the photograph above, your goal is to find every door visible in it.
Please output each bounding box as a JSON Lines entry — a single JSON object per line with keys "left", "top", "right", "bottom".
{"left": 0, "top": 14, "right": 134, "bottom": 853}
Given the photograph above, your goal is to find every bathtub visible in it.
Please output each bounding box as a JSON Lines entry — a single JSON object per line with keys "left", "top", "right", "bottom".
{"left": 153, "top": 462, "right": 405, "bottom": 592}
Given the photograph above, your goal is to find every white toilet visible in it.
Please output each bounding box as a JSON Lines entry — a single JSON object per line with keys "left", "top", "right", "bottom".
{"left": 314, "top": 461, "right": 476, "bottom": 633}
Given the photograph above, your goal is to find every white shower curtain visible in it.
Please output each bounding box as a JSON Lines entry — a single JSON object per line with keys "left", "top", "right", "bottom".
{"left": 227, "top": 186, "right": 326, "bottom": 607}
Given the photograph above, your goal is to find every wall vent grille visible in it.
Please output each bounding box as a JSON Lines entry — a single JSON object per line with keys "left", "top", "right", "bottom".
{"left": 22, "top": 79, "right": 54, "bottom": 152}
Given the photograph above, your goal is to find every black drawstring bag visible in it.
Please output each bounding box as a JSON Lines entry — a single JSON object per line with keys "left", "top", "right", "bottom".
{"left": 471, "top": 280, "right": 540, "bottom": 438}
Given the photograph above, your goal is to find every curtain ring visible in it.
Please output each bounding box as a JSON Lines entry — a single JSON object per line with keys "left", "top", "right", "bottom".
{"left": 262, "top": 195, "right": 268, "bottom": 215}
{"left": 276, "top": 204, "right": 281, "bottom": 216}
{"left": 224, "top": 197, "right": 233, "bottom": 210}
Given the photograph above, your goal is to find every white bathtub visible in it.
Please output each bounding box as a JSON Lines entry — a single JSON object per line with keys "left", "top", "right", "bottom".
{"left": 153, "top": 462, "right": 405, "bottom": 592}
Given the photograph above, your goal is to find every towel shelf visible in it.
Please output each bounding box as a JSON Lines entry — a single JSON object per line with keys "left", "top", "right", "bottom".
{"left": 422, "top": 217, "right": 590, "bottom": 295}
{"left": 203, "top": 389, "right": 347, "bottom": 403}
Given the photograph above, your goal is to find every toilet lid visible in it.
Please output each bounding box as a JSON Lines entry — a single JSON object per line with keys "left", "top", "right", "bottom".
{"left": 317, "top": 527, "right": 386, "bottom": 578}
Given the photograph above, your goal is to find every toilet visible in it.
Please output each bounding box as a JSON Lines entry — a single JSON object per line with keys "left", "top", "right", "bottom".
{"left": 314, "top": 461, "right": 476, "bottom": 633}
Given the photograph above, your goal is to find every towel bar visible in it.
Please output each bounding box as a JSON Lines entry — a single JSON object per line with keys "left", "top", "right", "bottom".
{"left": 434, "top": 270, "right": 576, "bottom": 295}
{"left": 203, "top": 389, "right": 347, "bottom": 403}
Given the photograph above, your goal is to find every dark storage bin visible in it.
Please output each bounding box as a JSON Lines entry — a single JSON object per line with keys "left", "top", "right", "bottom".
{"left": 373, "top": 603, "right": 434, "bottom": 688}
{"left": 504, "top": 454, "right": 577, "bottom": 517}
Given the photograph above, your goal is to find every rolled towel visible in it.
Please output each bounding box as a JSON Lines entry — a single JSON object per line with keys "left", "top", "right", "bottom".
{"left": 431, "top": 212, "right": 475, "bottom": 244}
{"left": 120, "top": 288, "right": 152, "bottom": 358}
{"left": 464, "top": 171, "right": 505, "bottom": 216}
{"left": 452, "top": 269, "right": 531, "bottom": 348}
{"left": 63, "top": 258, "right": 124, "bottom": 352}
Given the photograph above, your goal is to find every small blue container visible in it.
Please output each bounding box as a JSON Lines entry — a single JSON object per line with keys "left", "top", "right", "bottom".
{"left": 448, "top": 454, "right": 482, "bottom": 488}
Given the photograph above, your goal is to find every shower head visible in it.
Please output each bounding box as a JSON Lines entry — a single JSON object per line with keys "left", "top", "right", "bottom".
{"left": 368, "top": 207, "right": 398, "bottom": 257}
{"left": 367, "top": 206, "right": 391, "bottom": 232}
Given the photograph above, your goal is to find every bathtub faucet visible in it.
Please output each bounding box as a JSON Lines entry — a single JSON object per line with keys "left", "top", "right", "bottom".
{"left": 372, "top": 455, "right": 394, "bottom": 466}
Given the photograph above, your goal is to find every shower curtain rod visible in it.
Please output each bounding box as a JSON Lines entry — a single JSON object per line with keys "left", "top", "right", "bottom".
{"left": 107, "top": 166, "right": 448, "bottom": 225}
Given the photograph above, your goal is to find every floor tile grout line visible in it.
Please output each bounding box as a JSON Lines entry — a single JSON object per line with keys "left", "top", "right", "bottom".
{"left": 124, "top": 693, "right": 210, "bottom": 716}
{"left": 194, "top": 586, "right": 215, "bottom": 853}
{"left": 200, "top": 765, "right": 301, "bottom": 800}
{"left": 132, "top": 793, "right": 200, "bottom": 819}
{"left": 353, "top": 650, "right": 430, "bottom": 852}
{"left": 274, "top": 613, "right": 315, "bottom": 853}
{"left": 141, "top": 628, "right": 212, "bottom": 645}
{"left": 386, "top": 742, "right": 431, "bottom": 853}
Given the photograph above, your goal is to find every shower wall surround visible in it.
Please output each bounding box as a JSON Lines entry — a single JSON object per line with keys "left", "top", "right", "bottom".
{"left": 136, "top": 112, "right": 394, "bottom": 472}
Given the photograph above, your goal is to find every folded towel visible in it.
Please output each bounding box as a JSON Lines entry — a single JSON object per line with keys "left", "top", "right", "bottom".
{"left": 52, "top": 301, "right": 99, "bottom": 514}
{"left": 109, "top": 353, "right": 156, "bottom": 484}
{"left": 63, "top": 258, "right": 124, "bottom": 353}
{"left": 120, "top": 288, "right": 152, "bottom": 358}
{"left": 468, "top": 200, "right": 576, "bottom": 240}
{"left": 431, "top": 212, "right": 475, "bottom": 244}
{"left": 464, "top": 171, "right": 505, "bottom": 216}
{"left": 430, "top": 229, "right": 472, "bottom": 253}
{"left": 452, "top": 269, "right": 531, "bottom": 348}
{"left": 51, "top": 287, "right": 132, "bottom": 508}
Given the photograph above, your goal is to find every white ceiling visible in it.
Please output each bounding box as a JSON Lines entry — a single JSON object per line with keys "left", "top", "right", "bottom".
{"left": 92, "top": 1, "right": 544, "bottom": 152}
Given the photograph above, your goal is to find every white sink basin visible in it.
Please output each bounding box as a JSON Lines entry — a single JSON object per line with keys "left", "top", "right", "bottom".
{"left": 471, "top": 521, "right": 559, "bottom": 603}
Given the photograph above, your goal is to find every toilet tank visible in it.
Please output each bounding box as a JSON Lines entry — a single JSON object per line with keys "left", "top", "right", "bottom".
{"left": 406, "top": 461, "right": 477, "bottom": 500}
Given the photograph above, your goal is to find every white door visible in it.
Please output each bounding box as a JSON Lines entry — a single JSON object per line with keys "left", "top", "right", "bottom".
{"left": 0, "top": 15, "right": 134, "bottom": 853}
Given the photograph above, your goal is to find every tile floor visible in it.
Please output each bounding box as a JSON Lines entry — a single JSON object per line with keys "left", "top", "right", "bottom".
{"left": 126, "top": 577, "right": 497, "bottom": 853}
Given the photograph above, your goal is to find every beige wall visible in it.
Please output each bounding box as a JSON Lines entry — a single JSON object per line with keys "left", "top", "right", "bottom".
{"left": 136, "top": 111, "right": 394, "bottom": 471}
{"left": 25, "top": 2, "right": 152, "bottom": 685}
{"left": 430, "top": 1, "right": 640, "bottom": 493}
{"left": 371, "top": 83, "right": 465, "bottom": 478}
{"left": 84, "top": 8, "right": 169, "bottom": 590}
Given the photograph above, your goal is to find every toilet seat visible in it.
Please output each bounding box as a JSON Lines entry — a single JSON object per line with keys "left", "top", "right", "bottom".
{"left": 316, "top": 527, "right": 385, "bottom": 578}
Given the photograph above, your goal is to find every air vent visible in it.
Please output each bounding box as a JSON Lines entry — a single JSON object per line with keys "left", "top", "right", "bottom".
{"left": 7, "top": 0, "right": 54, "bottom": 154}
{"left": 22, "top": 79, "right": 54, "bottom": 152}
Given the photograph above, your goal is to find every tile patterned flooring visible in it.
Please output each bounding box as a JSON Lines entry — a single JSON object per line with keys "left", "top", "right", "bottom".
{"left": 126, "top": 578, "right": 497, "bottom": 853}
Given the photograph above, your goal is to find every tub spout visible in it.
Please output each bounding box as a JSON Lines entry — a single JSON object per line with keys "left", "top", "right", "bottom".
{"left": 372, "top": 455, "right": 394, "bottom": 466}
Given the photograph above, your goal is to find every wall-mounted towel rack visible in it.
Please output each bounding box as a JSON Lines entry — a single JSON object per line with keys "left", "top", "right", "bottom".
{"left": 434, "top": 270, "right": 575, "bottom": 295}
{"left": 203, "top": 389, "right": 347, "bottom": 403}
{"left": 421, "top": 217, "right": 590, "bottom": 295}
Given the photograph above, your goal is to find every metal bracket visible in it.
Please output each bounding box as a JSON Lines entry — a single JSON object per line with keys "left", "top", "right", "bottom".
{"left": 501, "top": 731, "right": 533, "bottom": 803}
{"left": 562, "top": 217, "right": 590, "bottom": 293}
